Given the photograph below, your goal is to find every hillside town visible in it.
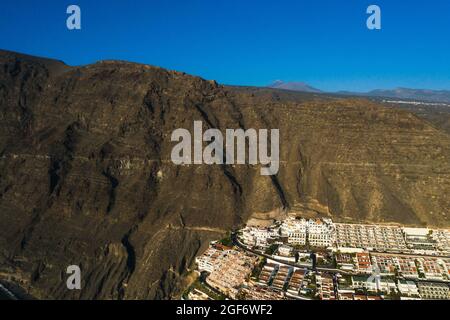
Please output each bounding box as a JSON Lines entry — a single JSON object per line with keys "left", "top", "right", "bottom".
{"left": 183, "top": 216, "right": 450, "bottom": 301}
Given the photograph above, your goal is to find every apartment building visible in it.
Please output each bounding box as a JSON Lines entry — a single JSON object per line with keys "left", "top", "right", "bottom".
{"left": 417, "top": 282, "right": 450, "bottom": 300}
{"left": 417, "top": 257, "right": 445, "bottom": 281}
{"left": 335, "top": 253, "right": 356, "bottom": 272}
{"left": 350, "top": 274, "right": 396, "bottom": 294}
{"left": 403, "top": 228, "right": 436, "bottom": 254}
{"left": 371, "top": 254, "right": 397, "bottom": 275}
{"left": 280, "top": 217, "right": 307, "bottom": 246}
{"left": 396, "top": 256, "right": 419, "bottom": 279}
{"left": 335, "top": 223, "right": 407, "bottom": 252}
{"left": 351, "top": 275, "right": 377, "bottom": 292}
{"left": 286, "top": 269, "right": 307, "bottom": 296}
{"left": 243, "top": 284, "right": 284, "bottom": 300}
{"left": 316, "top": 273, "right": 336, "bottom": 300}
{"left": 278, "top": 245, "right": 294, "bottom": 257}
{"left": 307, "top": 219, "right": 335, "bottom": 248}
{"left": 187, "top": 289, "right": 213, "bottom": 300}
{"left": 397, "top": 280, "right": 420, "bottom": 298}
{"left": 195, "top": 246, "right": 228, "bottom": 273}
{"left": 240, "top": 226, "right": 280, "bottom": 248}
{"left": 355, "top": 252, "right": 372, "bottom": 273}
{"left": 271, "top": 265, "right": 292, "bottom": 291}
{"left": 206, "top": 250, "right": 258, "bottom": 299}
{"left": 378, "top": 278, "right": 398, "bottom": 293}
{"left": 430, "top": 229, "right": 450, "bottom": 255}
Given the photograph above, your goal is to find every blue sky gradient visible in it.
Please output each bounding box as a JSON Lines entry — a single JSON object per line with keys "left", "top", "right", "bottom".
{"left": 0, "top": 0, "right": 449, "bottom": 91}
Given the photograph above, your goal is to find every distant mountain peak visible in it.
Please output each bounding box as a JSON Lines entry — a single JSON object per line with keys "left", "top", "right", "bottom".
{"left": 267, "top": 80, "right": 322, "bottom": 93}
{"left": 270, "top": 80, "right": 284, "bottom": 86}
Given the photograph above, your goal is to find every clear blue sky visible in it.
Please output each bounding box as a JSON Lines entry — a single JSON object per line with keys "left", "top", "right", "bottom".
{"left": 0, "top": 0, "right": 449, "bottom": 92}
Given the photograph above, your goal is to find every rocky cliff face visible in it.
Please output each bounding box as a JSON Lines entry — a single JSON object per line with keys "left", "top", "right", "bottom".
{"left": 0, "top": 50, "right": 449, "bottom": 299}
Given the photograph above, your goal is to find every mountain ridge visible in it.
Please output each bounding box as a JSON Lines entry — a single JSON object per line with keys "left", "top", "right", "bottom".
{"left": 0, "top": 51, "right": 449, "bottom": 300}
{"left": 266, "top": 79, "right": 450, "bottom": 103}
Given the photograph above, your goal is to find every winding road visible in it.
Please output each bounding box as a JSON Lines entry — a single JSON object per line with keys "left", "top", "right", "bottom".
{"left": 231, "top": 232, "right": 348, "bottom": 275}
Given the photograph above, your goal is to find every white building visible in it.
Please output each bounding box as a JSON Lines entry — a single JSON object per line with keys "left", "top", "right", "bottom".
{"left": 335, "top": 223, "right": 407, "bottom": 252}
{"left": 195, "top": 247, "right": 228, "bottom": 273}
{"left": 280, "top": 217, "right": 307, "bottom": 245}
{"left": 351, "top": 275, "right": 378, "bottom": 292}
{"left": 430, "top": 229, "right": 450, "bottom": 255}
{"left": 417, "top": 282, "right": 450, "bottom": 300}
{"left": 397, "top": 280, "right": 420, "bottom": 298}
{"left": 278, "top": 245, "right": 293, "bottom": 257}
{"left": 280, "top": 217, "right": 335, "bottom": 247}
{"left": 403, "top": 227, "right": 436, "bottom": 254}
{"left": 378, "top": 278, "right": 398, "bottom": 293}
{"left": 240, "top": 226, "right": 280, "bottom": 248}
{"left": 307, "top": 219, "right": 335, "bottom": 248}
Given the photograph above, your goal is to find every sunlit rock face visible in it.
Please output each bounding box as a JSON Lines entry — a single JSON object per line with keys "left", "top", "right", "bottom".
{"left": 0, "top": 50, "right": 449, "bottom": 299}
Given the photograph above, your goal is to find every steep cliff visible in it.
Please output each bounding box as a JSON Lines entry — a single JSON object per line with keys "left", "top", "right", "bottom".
{"left": 0, "top": 50, "right": 449, "bottom": 299}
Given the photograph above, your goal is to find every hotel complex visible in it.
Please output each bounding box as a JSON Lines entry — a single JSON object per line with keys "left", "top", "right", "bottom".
{"left": 185, "top": 215, "right": 450, "bottom": 301}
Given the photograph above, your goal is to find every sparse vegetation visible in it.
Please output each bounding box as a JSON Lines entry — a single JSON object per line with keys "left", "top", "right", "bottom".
{"left": 218, "top": 233, "right": 233, "bottom": 247}
{"left": 265, "top": 244, "right": 279, "bottom": 255}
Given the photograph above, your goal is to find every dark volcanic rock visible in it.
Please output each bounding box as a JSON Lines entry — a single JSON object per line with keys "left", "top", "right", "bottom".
{"left": 0, "top": 50, "right": 449, "bottom": 299}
